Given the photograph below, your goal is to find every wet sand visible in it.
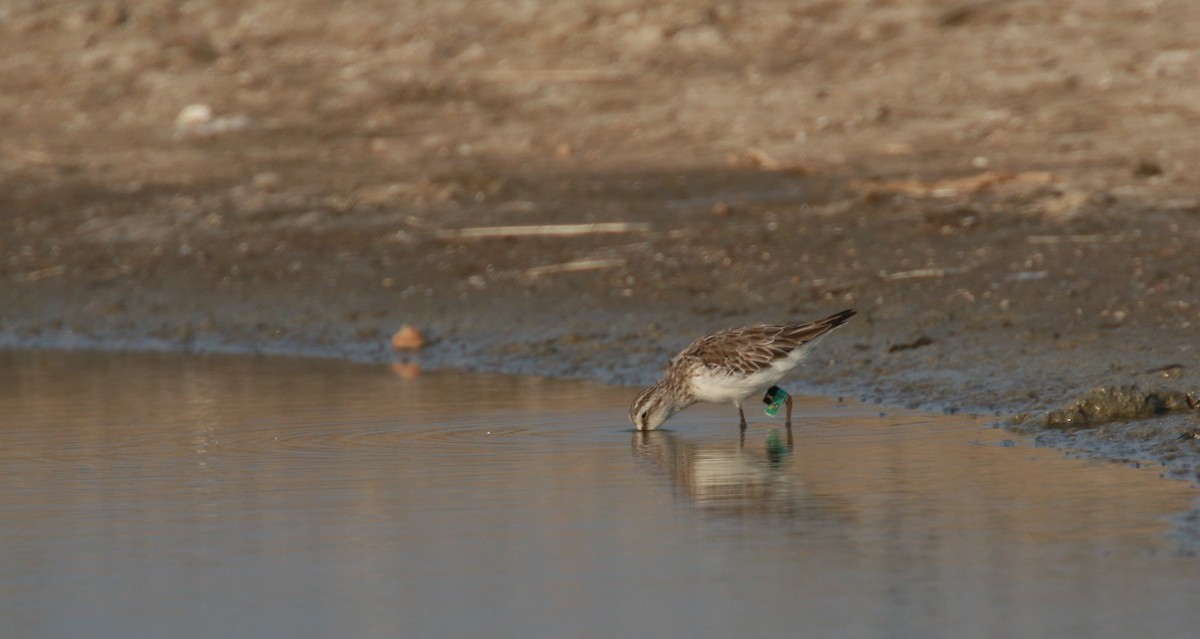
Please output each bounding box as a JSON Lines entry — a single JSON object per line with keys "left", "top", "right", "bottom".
{"left": 3, "top": 350, "right": 1199, "bottom": 638}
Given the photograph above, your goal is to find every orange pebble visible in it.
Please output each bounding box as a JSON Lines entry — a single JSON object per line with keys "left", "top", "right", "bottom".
{"left": 391, "top": 324, "right": 427, "bottom": 351}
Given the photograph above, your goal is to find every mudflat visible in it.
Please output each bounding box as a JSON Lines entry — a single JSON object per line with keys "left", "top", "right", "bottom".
{"left": 2, "top": 2, "right": 1198, "bottom": 467}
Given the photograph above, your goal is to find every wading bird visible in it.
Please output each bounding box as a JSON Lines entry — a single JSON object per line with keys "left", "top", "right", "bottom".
{"left": 630, "top": 309, "right": 856, "bottom": 432}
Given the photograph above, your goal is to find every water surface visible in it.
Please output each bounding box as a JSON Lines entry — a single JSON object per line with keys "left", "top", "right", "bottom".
{"left": 1, "top": 350, "right": 1197, "bottom": 639}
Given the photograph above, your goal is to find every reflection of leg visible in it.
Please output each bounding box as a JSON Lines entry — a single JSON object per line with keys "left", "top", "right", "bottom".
{"left": 736, "top": 400, "right": 747, "bottom": 431}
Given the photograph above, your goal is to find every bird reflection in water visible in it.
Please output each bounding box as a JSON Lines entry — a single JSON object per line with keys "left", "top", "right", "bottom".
{"left": 631, "top": 429, "right": 851, "bottom": 521}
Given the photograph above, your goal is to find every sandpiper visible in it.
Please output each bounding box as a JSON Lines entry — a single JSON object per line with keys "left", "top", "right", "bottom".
{"left": 629, "top": 309, "right": 856, "bottom": 431}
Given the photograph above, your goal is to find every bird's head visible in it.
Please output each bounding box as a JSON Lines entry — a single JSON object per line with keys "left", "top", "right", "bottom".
{"left": 630, "top": 380, "right": 679, "bottom": 431}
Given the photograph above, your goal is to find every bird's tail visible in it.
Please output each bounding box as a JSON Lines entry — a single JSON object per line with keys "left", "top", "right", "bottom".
{"left": 781, "top": 309, "right": 856, "bottom": 343}
{"left": 817, "top": 309, "right": 856, "bottom": 329}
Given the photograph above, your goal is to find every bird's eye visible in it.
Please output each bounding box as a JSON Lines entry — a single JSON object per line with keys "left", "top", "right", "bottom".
{"left": 639, "top": 411, "right": 648, "bottom": 421}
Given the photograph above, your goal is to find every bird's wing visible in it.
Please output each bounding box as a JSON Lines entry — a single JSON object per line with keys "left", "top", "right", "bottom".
{"left": 675, "top": 310, "right": 856, "bottom": 376}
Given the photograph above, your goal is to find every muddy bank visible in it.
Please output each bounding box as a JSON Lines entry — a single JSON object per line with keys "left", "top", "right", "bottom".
{"left": 1009, "top": 386, "right": 1200, "bottom": 483}
{"left": 2, "top": 2, "right": 1199, "bottom": 468}
{"left": 4, "top": 164, "right": 1196, "bottom": 411}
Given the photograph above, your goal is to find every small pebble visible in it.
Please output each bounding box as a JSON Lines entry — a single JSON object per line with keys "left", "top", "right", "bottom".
{"left": 1132, "top": 159, "right": 1163, "bottom": 178}
{"left": 391, "top": 324, "right": 427, "bottom": 351}
{"left": 252, "top": 172, "right": 282, "bottom": 192}
{"left": 174, "top": 103, "right": 251, "bottom": 137}
{"left": 175, "top": 103, "right": 213, "bottom": 130}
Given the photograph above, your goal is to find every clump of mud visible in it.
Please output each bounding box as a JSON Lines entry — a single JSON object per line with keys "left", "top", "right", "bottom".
{"left": 1005, "top": 386, "right": 1200, "bottom": 486}
{"left": 1011, "top": 385, "right": 1198, "bottom": 432}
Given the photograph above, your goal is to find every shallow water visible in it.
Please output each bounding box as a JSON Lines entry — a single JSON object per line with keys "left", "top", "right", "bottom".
{"left": 1, "top": 350, "right": 1198, "bottom": 639}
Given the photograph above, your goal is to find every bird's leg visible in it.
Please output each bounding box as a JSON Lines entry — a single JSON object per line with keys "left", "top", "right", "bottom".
{"left": 736, "top": 400, "right": 748, "bottom": 431}
{"left": 785, "top": 393, "right": 794, "bottom": 449}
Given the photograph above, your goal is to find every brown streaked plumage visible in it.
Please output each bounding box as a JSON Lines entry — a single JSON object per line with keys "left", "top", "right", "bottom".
{"left": 630, "top": 309, "right": 856, "bottom": 432}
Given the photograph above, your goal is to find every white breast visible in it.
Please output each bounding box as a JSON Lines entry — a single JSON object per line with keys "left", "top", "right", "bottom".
{"left": 687, "top": 344, "right": 816, "bottom": 403}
